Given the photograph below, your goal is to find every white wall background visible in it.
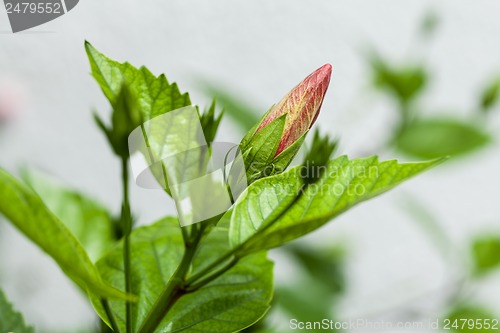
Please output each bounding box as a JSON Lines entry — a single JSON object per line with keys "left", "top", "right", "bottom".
{"left": 1, "top": 0, "right": 499, "bottom": 331}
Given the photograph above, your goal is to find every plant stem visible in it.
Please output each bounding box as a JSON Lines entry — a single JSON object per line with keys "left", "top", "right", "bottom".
{"left": 121, "top": 158, "right": 133, "bottom": 333}
{"left": 137, "top": 226, "right": 205, "bottom": 333}
{"left": 186, "top": 257, "right": 238, "bottom": 292}
{"left": 138, "top": 184, "right": 306, "bottom": 332}
{"left": 101, "top": 298, "right": 122, "bottom": 333}
{"left": 186, "top": 184, "right": 306, "bottom": 286}
{"left": 185, "top": 247, "right": 235, "bottom": 286}
{"left": 180, "top": 224, "right": 190, "bottom": 245}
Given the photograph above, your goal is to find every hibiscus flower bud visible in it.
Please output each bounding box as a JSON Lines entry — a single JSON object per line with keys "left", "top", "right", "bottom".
{"left": 240, "top": 64, "right": 332, "bottom": 183}
{"left": 258, "top": 63, "right": 332, "bottom": 156}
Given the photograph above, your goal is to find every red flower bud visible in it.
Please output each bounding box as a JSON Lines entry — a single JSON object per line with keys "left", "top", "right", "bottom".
{"left": 257, "top": 64, "right": 332, "bottom": 156}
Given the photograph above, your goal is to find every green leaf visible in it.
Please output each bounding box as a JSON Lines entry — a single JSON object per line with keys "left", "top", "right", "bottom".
{"left": 277, "top": 281, "right": 332, "bottom": 327}
{"left": 22, "top": 169, "right": 117, "bottom": 262}
{"left": 286, "top": 244, "right": 345, "bottom": 294}
{"left": 445, "top": 306, "right": 499, "bottom": 332}
{"left": 396, "top": 118, "right": 490, "bottom": 159}
{"left": 85, "top": 41, "right": 191, "bottom": 121}
{"left": 420, "top": 10, "right": 440, "bottom": 38}
{"left": 242, "top": 114, "right": 286, "bottom": 182}
{"left": 0, "top": 169, "right": 130, "bottom": 301}
{"left": 270, "top": 131, "right": 306, "bottom": 174}
{"left": 371, "top": 58, "right": 428, "bottom": 104}
{"left": 300, "top": 130, "right": 338, "bottom": 184}
{"left": 93, "top": 218, "right": 274, "bottom": 333}
{"left": 472, "top": 235, "right": 500, "bottom": 276}
{"left": 200, "top": 100, "right": 224, "bottom": 144}
{"left": 0, "top": 289, "right": 34, "bottom": 333}
{"left": 102, "top": 84, "right": 144, "bottom": 158}
{"left": 479, "top": 78, "right": 500, "bottom": 113}
{"left": 230, "top": 156, "right": 443, "bottom": 253}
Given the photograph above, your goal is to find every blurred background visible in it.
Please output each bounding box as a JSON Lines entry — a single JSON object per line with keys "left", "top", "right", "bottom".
{"left": 1, "top": 1, "right": 499, "bottom": 332}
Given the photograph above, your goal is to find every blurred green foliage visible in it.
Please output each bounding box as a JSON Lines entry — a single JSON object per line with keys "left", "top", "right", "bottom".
{"left": 479, "top": 78, "right": 500, "bottom": 114}
{"left": 395, "top": 118, "right": 490, "bottom": 159}
{"left": 369, "top": 54, "right": 494, "bottom": 159}
{"left": 368, "top": 11, "right": 498, "bottom": 160}
{"left": 22, "top": 169, "right": 119, "bottom": 260}
{"left": 243, "top": 243, "right": 346, "bottom": 333}
{"left": 371, "top": 57, "right": 428, "bottom": 108}
{"left": 472, "top": 236, "right": 500, "bottom": 277}
{"left": 420, "top": 10, "right": 441, "bottom": 38}
{"left": 446, "top": 306, "right": 500, "bottom": 332}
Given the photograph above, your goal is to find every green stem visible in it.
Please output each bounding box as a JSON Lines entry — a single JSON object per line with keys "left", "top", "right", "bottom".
{"left": 186, "top": 257, "right": 238, "bottom": 292}
{"left": 180, "top": 224, "right": 191, "bottom": 246}
{"left": 121, "top": 158, "right": 133, "bottom": 333}
{"left": 185, "top": 247, "right": 235, "bottom": 286}
{"left": 137, "top": 227, "right": 205, "bottom": 333}
{"left": 186, "top": 184, "right": 306, "bottom": 286}
{"left": 101, "top": 298, "right": 122, "bottom": 333}
{"left": 138, "top": 183, "right": 306, "bottom": 332}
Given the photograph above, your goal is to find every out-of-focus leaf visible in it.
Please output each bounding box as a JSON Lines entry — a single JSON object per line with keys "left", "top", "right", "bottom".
{"left": 201, "top": 84, "right": 260, "bottom": 131}
{"left": 420, "top": 10, "right": 440, "bottom": 37}
{"left": 277, "top": 285, "right": 331, "bottom": 333}
{"left": 230, "top": 155, "right": 444, "bottom": 254}
{"left": 445, "top": 306, "right": 499, "bottom": 332}
{"left": 0, "top": 169, "right": 131, "bottom": 301}
{"left": 472, "top": 235, "right": 500, "bottom": 276}
{"left": 396, "top": 118, "right": 490, "bottom": 159}
{"left": 479, "top": 78, "right": 500, "bottom": 114}
{"left": 92, "top": 218, "right": 274, "bottom": 333}
{"left": 22, "top": 169, "right": 117, "bottom": 262}
{"left": 398, "top": 193, "right": 453, "bottom": 258}
{"left": 371, "top": 58, "right": 428, "bottom": 104}
{"left": 0, "top": 289, "right": 34, "bottom": 333}
{"left": 286, "top": 244, "right": 345, "bottom": 294}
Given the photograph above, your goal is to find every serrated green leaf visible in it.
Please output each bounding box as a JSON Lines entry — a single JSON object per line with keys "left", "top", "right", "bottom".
{"left": 93, "top": 218, "right": 274, "bottom": 333}
{"left": 0, "top": 289, "right": 34, "bottom": 333}
{"left": 200, "top": 100, "right": 223, "bottom": 144}
{"left": 300, "top": 130, "right": 338, "bottom": 184}
{"left": 103, "top": 84, "right": 143, "bottom": 157}
{"left": 396, "top": 118, "right": 490, "bottom": 159}
{"left": 0, "top": 169, "right": 130, "bottom": 301}
{"left": 22, "top": 169, "right": 117, "bottom": 262}
{"left": 472, "top": 235, "right": 500, "bottom": 276}
{"left": 230, "top": 156, "right": 443, "bottom": 253}
{"left": 85, "top": 41, "right": 191, "bottom": 121}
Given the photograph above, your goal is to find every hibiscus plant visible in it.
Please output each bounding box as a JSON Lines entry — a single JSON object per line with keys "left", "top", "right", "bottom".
{"left": 0, "top": 42, "right": 444, "bottom": 333}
